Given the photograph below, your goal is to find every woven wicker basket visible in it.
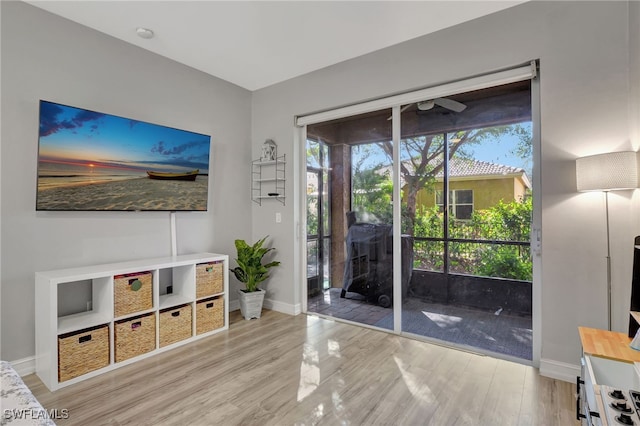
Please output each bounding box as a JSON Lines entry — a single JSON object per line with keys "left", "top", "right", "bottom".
{"left": 196, "top": 297, "right": 224, "bottom": 335}
{"left": 114, "top": 272, "right": 153, "bottom": 317}
{"left": 58, "top": 325, "right": 109, "bottom": 382}
{"left": 196, "top": 261, "right": 223, "bottom": 298}
{"left": 159, "top": 304, "right": 192, "bottom": 347}
{"left": 114, "top": 312, "right": 156, "bottom": 363}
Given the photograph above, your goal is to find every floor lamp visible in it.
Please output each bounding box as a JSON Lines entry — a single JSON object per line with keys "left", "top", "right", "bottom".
{"left": 576, "top": 151, "right": 639, "bottom": 331}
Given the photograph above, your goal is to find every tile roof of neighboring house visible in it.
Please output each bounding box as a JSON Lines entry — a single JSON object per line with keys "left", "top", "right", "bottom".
{"left": 388, "top": 157, "right": 531, "bottom": 189}
{"left": 436, "top": 157, "right": 531, "bottom": 189}
{"left": 378, "top": 157, "right": 531, "bottom": 188}
{"left": 437, "top": 157, "right": 525, "bottom": 178}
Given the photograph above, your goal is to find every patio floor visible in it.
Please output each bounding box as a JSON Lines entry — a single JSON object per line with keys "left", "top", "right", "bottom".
{"left": 307, "top": 288, "right": 532, "bottom": 361}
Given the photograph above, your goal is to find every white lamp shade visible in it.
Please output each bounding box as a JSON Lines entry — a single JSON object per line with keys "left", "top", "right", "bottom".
{"left": 576, "top": 151, "right": 639, "bottom": 192}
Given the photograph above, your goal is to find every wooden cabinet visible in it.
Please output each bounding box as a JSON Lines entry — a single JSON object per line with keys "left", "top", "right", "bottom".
{"left": 578, "top": 326, "right": 640, "bottom": 425}
{"left": 35, "top": 253, "right": 228, "bottom": 391}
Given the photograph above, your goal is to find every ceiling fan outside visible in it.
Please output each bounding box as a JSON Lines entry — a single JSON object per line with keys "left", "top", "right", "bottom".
{"left": 417, "top": 97, "right": 467, "bottom": 113}
{"left": 387, "top": 97, "right": 467, "bottom": 120}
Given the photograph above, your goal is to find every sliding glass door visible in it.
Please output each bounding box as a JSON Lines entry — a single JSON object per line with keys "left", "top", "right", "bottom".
{"left": 300, "top": 65, "right": 536, "bottom": 361}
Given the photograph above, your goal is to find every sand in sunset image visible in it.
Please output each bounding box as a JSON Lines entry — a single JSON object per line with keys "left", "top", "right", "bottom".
{"left": 37, "top": 176, "right": 208, "bottom": 211}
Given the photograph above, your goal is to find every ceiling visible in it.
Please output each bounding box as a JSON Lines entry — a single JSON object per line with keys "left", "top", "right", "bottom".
{"left": 26, "top": 1, "right": 527, "bottom": 91}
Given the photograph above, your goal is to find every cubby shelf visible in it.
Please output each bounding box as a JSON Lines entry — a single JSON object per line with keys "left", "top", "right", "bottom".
{"left": 58, "top": 311, "right": 112, "bottom": 335}
{"left": 35, "top": 252, "right": 228, "bottom": 391}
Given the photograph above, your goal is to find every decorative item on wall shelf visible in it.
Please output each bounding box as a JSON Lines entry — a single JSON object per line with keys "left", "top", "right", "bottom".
{"left": 261, "top": 139, "right": 277, "bottom": 162}
{"left": 232, "top": 236, "right": 280, "bottom": 320}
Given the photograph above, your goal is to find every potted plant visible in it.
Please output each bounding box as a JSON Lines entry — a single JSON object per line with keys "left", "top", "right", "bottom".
{"left": 232, "top": 236, "right": 280, "bottom": 320}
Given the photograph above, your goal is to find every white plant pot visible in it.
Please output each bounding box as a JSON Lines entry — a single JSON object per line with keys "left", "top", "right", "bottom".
{"left": 238, "top": 288, "right": 265, "bottom": 320}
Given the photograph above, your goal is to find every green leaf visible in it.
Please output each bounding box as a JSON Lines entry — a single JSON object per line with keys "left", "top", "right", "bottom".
{"left": 233, "top": 236, "right": 280, "bottom": 292}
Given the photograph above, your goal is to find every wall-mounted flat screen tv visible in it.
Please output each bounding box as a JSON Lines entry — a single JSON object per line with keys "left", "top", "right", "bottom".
{"left": 36, "top": 100, "right": 211, "bottom": 211}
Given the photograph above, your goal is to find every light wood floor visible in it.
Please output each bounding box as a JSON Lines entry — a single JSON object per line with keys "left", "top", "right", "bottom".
{"left": 24, "top": 310, "right": 578, "bottom": 426}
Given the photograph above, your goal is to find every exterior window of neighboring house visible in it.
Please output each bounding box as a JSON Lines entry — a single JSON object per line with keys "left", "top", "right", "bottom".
{"left": 436, "top": 190, "right": 474, "bottom": 220}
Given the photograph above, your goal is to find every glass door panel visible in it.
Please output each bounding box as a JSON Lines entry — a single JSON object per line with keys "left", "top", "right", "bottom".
{"left": 305, "top": 109, "right": 394, "bottom": 330}
{"left": 307, "top": 169, "right": 322, "bottom": 296}
{"left": 399, "top": 81, "right": 534, "bottom": 361}
{"left": 306, "top": 140, "right": 330, "bottom": 299}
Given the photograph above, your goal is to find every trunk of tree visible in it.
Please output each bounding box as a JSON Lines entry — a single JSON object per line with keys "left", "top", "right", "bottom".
{"left": 405, "top": 185, "right": 419, "bottom": 236}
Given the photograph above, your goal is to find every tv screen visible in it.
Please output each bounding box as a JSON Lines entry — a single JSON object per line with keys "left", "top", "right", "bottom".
{"left": 36, "top": 100, "right": 211, "bottom": 211}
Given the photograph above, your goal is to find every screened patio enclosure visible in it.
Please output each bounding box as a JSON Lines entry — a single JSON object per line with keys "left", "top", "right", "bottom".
{"left": 302, "top": 66, "right": 536, "bottom": 361}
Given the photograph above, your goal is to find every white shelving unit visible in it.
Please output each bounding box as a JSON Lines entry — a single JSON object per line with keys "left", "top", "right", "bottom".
{"left": 252, "top": 154, "right": 286, "bottom": 205}
{"left": 35, "top": 252, "right": 228, "bottom": 391}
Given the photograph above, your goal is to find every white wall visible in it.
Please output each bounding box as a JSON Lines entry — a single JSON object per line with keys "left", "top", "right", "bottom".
{"left": 631, "top": 0, "right": 640, "bottom": 295}
{"left": 252, "top": 1, "right": 637, "bottom": 377}
{"left": 631, "top": 1, "right": 640, "bottom": 150}
{"left": 0, "top": 1, "right": 252, "bottom": 361}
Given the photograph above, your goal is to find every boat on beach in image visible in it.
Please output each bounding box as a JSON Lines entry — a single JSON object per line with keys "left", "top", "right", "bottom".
{"left": 146, "top": 169, "right": 199, "bottom": 181}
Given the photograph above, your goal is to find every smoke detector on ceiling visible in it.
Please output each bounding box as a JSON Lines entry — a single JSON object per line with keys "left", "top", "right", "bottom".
{"left": 136, "top": 27, "right": 154, "bottom": 40}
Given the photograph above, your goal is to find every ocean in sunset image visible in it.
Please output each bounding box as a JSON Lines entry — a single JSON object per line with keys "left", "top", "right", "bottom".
{"left": 36, "top": 101, "right": 211, "bottom": 211}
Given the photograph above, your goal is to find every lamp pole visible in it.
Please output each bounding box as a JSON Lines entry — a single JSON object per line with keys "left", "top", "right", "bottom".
{"left": 605, "top": 191, "right": 612, "bottom": 331}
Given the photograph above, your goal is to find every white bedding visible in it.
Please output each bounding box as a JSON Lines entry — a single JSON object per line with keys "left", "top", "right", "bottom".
{"left": 0, "top": 361, "right": 55, "bottom": 425}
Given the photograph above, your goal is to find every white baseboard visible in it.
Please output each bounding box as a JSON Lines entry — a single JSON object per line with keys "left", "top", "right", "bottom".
{"left": 11, "top": 356, "right": 35, "bottom": 377}
{"left": 228, "top": 298, "right": 300, "bottom": 315}
{"left": 263, "top": 298, "right": 301, "bottom": 315}
{"left": 539, "top": 358, "right": 580, "bottom": 383}
{"left": 229, "top": 299, "right": 240, "bottom": 312}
